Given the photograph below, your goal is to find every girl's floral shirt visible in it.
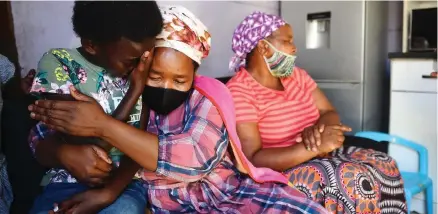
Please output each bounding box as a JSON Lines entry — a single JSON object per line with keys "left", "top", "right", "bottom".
{"left": 28, "top": 48, "right": 142, "bottom": 184}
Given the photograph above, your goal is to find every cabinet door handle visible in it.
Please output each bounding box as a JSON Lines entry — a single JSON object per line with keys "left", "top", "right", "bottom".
{"left": 422, "top": 75, "right": 437, "bottom": 79}
{"left": 422, "top": 71, "right": 438, "bottom": 79}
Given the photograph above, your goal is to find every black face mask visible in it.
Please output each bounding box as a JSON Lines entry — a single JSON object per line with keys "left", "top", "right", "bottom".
{"left": 142, "top": 86, "right": 192, "bottom": 115}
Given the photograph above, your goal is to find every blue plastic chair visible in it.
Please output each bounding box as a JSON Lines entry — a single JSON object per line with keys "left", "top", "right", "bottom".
{"left": 355, "top": 131, "right": 433, "bottom": 214}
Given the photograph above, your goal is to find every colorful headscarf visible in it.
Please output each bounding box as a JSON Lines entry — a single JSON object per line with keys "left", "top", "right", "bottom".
{"left": 229, "top": 12, "right": 286, "bottom": 72}
{"left": 156, "top": 6, "right": 211, "bottom": 65}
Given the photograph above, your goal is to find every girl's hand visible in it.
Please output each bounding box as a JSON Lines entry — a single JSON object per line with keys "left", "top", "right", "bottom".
{"left": 130, "top": 50, "right": 153, "bottom": 89}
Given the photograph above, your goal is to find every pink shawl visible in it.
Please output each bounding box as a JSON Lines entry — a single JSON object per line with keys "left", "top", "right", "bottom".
{"left": 194, "top": 75, "right": 289, "bottom": 184}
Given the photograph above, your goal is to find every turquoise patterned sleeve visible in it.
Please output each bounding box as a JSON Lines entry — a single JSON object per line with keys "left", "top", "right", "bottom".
{"left": 30, "top": 50, "right": 73, "bottom": 94}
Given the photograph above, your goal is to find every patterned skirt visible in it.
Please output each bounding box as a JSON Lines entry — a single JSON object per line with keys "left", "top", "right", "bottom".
{"left": 284, "top": 146, "right": 407, "bottom": 214}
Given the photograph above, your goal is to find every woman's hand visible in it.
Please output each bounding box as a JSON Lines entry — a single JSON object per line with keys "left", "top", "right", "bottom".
{"left": 49, "top": 188, "right": 116, "bottom": 214}
{"left": 297, "top": 123, "right": 351, "bottom": 152}
{"left": 296, "top": 124, "right": 325, "bottom": 152}
{"left": 317, "top": 124, "right": 351, "bottom": 154}
{"left": 58, "top": 143, "right": 112, "bottom": 187}
{"left": 28, "top": 86, "right": 109, "bottom": 137}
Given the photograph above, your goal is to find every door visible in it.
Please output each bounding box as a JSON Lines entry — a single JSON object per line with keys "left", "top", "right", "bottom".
{"left": 280, "top": 1, "right": 364, "bottom": 81}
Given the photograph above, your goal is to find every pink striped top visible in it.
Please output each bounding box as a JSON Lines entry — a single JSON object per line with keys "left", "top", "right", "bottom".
{"left": 227, "top": 67, "right": 320, "bottom": 148}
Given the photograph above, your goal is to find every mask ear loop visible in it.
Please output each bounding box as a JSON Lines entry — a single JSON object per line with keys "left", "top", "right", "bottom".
{"left": 256, "top": 39, "right": 271, "bottom": 59}
{"left": 259, "top": 40, "right": 276, "bottom": 73}
{"left": 262, "top": 39, "right": 295, "bottom": 58}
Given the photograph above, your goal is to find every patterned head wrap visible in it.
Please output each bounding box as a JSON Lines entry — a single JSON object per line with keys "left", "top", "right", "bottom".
{"left": 156, "top": 6, "right": 211, "bottom": 65}
{"left": 229, "top": 11, "right": 286, "bottom": 71}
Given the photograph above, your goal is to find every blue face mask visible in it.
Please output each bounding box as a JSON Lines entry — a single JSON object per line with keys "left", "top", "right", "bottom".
{"left": 263, "top": 41, "right": 297, "bottom": 78}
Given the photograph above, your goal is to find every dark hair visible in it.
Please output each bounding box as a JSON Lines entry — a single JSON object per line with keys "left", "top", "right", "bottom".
{"left": 72, "top": 1, "right": 163, "bottom": 44}
{"left": 245, "top": 50, "right": 255, "bottom": 68}
{"left": 193, "top": 61, "right": 199, "bottom": 71}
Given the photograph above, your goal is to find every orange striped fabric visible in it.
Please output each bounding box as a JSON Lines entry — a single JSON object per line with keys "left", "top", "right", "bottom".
{"left": 227, "top": 67, "right": 320, "bottom": 148}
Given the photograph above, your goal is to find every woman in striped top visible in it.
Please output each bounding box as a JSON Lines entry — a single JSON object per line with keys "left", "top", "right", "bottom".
{"left": 227, "top": 12, "right": 407, "bottom": 214}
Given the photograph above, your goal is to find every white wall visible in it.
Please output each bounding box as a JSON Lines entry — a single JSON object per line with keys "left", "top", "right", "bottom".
{"left": 11, "top": 1, "right": 76, "bottom": 77}
{"left": 11, "top": 1, "right": 279, "bottom": 78}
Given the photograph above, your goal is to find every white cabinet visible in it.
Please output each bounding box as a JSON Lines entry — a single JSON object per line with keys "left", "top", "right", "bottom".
{"left": 389, "top": 58, "right": 438, "bottom": 213}
{"left": 390, "top": 92, "right": 437, "bottom": 184}
{"left": 391, "top": 60, "right": 437, "bottom": 93}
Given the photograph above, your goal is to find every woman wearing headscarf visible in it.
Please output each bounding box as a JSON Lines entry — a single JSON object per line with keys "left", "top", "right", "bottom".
{"left": 226, "top": 12, "right": 407, "bottom": 214}
{"left": 29, "top": 6, "right": 329, "bottom": 213}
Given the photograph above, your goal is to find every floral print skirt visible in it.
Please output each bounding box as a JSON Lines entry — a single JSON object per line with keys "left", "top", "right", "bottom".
{"left": 284, "top": 146, "right": 407, "bottom": 214}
